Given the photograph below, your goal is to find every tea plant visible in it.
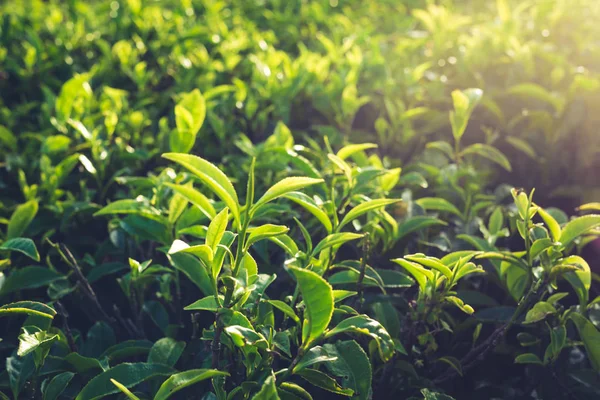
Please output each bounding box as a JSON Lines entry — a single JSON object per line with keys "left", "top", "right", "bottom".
{"left": 2, "top": 0, "right": 600, "bottom": 399}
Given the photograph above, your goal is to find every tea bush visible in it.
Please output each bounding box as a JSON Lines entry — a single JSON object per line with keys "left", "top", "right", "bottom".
{"left": 1, "top": 1, "right": 600, "bottom": 399}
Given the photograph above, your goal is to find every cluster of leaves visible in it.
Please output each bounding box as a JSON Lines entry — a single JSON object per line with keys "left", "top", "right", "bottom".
{"left": 1, "top": 1, "right": 600, "bottom": 400}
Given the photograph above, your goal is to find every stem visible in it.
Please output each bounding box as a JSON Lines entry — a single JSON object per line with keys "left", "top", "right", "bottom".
{"left": 55, "top": 243, "right": 115, "bottom": 325}
{"left": 56, "top": 301, "right": 77, "bottom": 353}
{"left": 279, "top": 348, "right": 305, "bottom": 382}
{"left": 434, "top": 277, "right": 546, "bottom": 384}
{"left": 355, "top": 236, "right": 370, "bottom": 310}
{"left": 211, "top": 313, "right": 224, "bottom": 369}
{"left": 231, "top": 212, "right": 250, "bottom": 279}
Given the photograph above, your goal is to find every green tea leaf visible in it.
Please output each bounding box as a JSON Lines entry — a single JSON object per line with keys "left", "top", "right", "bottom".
{"left": 337, "top": 143, "right": 377, "bottom": 160}
{"left": 338, "top": 199, "right": 401, "bottom": 229}
{"left": 569, "top": 313, "right": 600, "bottom": 371}
{"left": 168, "top": 252, "right": 214, "bottom": 296}
{"left": 265, "top": 300, "right": 299, "bottom": 323}
{"left": 577, "top": 203, "right": 600, "bottom": 212}
{"left": 559, "top": 215, "right": 600, "bottom": 248}
{"left": 323, "top": 340, "right": 372, "bottom": 400}
{"left": 293, "top": 346, "right": 337, "bottom": 373}
{"left": 514, "top": 353, "right": 544, "bottom": 365}
{"left": 0, "top": 238, "right": 40, "bottom": 261}
{"left": 154, "top": 369, "right": 228, "bottom": 400}
{"left": 312, "top": 233, "right": 364, "bottom": 255}
{"left": 524, "top": 301, "right": 557, "bottom": 324}
{"left": 391, "top": 259, "right": 433, "bottom": 291}
{"left": 461, "top": 143, "right": 512, "bottom": 171}
{"left": 415, "top": 198, "right": 461, "bottom": 218}
{"left": 268, "top": 234, "right": 300, "bottom": 257}
{"left": 284, "top": 192, "right": 332, "bottom": 233}
{"left": 559, "top": 255, "right": 591, "bottom": 306}
{"left": 537, "top": 207, "right": 561, "bottom": 242}
{"left": 164, "top": 183, "right": 216, "bottom": 219}
{"left": 7, "top": 200, "right": 38, "bottom": 239}
{"left": 185, "top": 296, "right": 221, "bottom": 312}
{"left": 328, "top": 154, "right": 353, "bottom": 185}
{"left": 43, "top": 372, "right": 75, "bottom": 400}
{"left": 436, "top": 356, "right": 463, "bottom": 376}
{"left": 75, "top": 363, "right": 174, "bottom": 400}
{"left": 18, "top": 328, "right": 58, "bottom": 357}
{"left": 252, "top": 374, "right": 279, "bottom": 400}
{"left": 163, "top": 153, "right": 240, "bottom": 228}
{"left": 147, "top": 338, "right": 186, "bottom": 367}
{"left": 289, "top": 267, "right": 334, "bottom": 347}
{"left": 94, "top": 199, "right": 161, "bottom": 219}
{"left": 450, "top": 88, "right": 483, "bottom": 141}
{"left": 252, "top": 177, "right": 324, "bottom": 214}
{"left": 246, "top": 224, "right": 289, "bottom": 248}
{"left": 0, "top": 301, "right": 56, "bottom": 319}
{"left": 171, "top": 89, "right": 206, "bottom": 153}
{"left": 109, "top": 379, "right": 140, "bottom": 400}
{"left": 405, "top": 254, "right": 453, "bottom": 281}
{"left": 296, "top": 369, "right": 353, "bottom": 396}
{"left": 278, "top": 383, "right": 312, "bottom": 400}
{"left": 505, "top": 136, "right": 536, "bottom": 159}
{"left": 507, "top": 83, "right": 563, "bottom": 112}
{"left": 6, "top": 354, "right": 35, "bottom": 399}
{"left": 325, "top": 315, "right": 394, "bottom": 362}
{"left": 396, "top": 216, "right": 447, "bottom": 241}
{"left": 0, "top": 125, "right": 17, "bottom": 150}
{"left": 206, "top": 208, "right": 229, "bottom": 252}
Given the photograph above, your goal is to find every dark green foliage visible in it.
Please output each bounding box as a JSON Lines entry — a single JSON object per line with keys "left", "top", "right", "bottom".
{"left": 1, "top": 1, "right": 600, "bottom": 400}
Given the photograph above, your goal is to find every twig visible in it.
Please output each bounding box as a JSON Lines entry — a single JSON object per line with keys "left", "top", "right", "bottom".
{"left": 434, "top": 278, "right": 546, "bottom": 384}
{"left": 52, "top": 241, "right": 115, "bottom": 325}
{"left": 355, "top": 235, "right": 371, "bottom": 310}
{"left": 211, "top": 314, "right": 224, "bottom": 369}
{"left": 56, "top": 301, "right": 77, "bottom": 353}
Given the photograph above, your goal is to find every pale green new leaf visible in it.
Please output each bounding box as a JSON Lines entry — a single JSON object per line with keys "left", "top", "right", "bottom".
{"left": 7, "top": 200, "right": 38, "bottom": 239}
{"left": 206, "top": 208, "right": 228, "bottom": 252}
{"left": 559, "top": 255, "right": 591, "bottom": 306}
{"left": 164, "top": 183, "right": 216, "bottom": 219}
{"left": 338, "top": 199, "right": 401, "bottom": 230}
{"left": 328, "top": 154, "right": 353, "bottom": 185}
{"left": 450, "top": 88, "right": 483, "bottom": 140}
{"left": 537, "top": 207, "right": 561, "bottom": 242}
{"left": 312, "top": 233, "right": 364, "bottom": 255}
{"left": 162, "top": 153, "right": 240, "bottom": 228}
{"left": 415, "top": 198, "right": 461, "bottom": 218}
{"left": 391, "top": 259, "right": 433, "bottom": 291}
{"left": 252, "top": 177, "right": 324, "bottom": 214}
{"left": 171, "top": 89, "right": 206, "bottom": 153}
{"left": 559, "top": 215, "right": 600, "bottom": 248}
{"left": 284, "top": 192, "right": 332, "bottom": 233}
{"left": 336, "top": 143, "right": 377, "bottom": 160}
{"left": 109, "top": 379, "right": 140, "bottom": 400}
{"left": 246, "top": 224, "right": 289, "bottom": 248}
{"left": 461, "top": 143, "right": 512, "bottom": 171}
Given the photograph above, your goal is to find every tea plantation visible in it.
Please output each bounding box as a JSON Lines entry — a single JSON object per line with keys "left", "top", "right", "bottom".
{"left": 1, "top": 1, "right": 600, "bottom": 399}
